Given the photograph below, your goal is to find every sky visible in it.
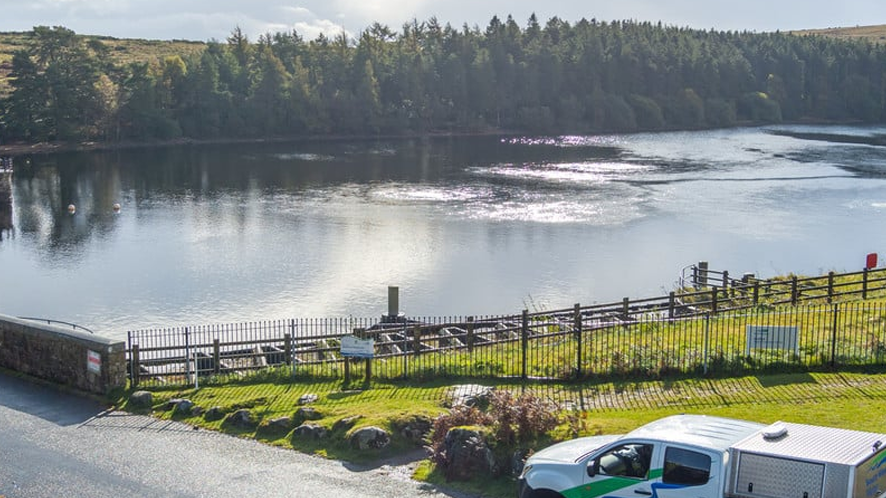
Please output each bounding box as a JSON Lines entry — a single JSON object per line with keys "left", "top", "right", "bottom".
{"left": 1, "top": 0, "right": 885, "bottom": 42}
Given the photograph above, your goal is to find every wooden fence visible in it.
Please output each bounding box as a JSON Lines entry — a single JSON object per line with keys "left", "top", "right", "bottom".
{"left": 127, "top": 265, "right": 886, "bottom": 387}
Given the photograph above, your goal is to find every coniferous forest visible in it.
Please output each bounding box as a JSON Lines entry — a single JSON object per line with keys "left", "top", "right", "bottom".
{"left": 1, "top": 16, "right": 886, "bottom": 144}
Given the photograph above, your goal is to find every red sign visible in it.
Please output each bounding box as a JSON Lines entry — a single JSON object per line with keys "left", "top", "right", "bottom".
{"left": 87, "top": 350, "right": 101, "bottom": 374}
{"left": 867, "top": 253, "right": 878, "bottom": 269}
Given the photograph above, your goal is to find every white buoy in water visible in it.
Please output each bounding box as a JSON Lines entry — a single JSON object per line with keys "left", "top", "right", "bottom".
{"left": 113, "top": 203, "right": 121, "bottom": 212}
{"left": 67, "top": 204, "right": 76, "bottom": 214}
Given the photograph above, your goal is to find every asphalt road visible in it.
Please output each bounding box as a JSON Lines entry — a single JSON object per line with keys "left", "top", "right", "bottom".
{"left": 0, "top": 373, "right": 473, "bottom": 498}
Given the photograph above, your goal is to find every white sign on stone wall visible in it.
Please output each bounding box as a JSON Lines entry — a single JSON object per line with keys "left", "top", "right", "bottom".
{"left": 87, "top": 350, "right": 102, "bottom": 374}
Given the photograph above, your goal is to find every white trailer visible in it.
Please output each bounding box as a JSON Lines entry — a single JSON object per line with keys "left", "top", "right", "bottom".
{"left": 517, "top": 415, "right": 886, "bottom": 498}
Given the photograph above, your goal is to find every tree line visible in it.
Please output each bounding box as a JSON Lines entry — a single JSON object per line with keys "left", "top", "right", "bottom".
{"left": 2, "top": 17, "right": 885, "bottom": 143}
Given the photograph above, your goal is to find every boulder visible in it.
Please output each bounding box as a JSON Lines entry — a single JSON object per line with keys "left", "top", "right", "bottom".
{"left": 332, "top": 415, "right": 362, "bottom": 434}
{"left": 170, "top": 399, "right": 194, "bottom": 416}
{"left": 292, "top": 423, "right": 328, "bottom": 440}
{"left": 267, "top": 416, "right": 292, "bottom": 430}
{"left": 394, "top": 416, "right": 432, "bottom": 444}
{"left": 349, "top": 426, "right": 391, "bottom": 450}
{"left": 129, "top": 391, "right": 153, "bottom": 409}
{"left": 448, "top": 384, "right": 495, "bottom": 408}
{"left": 293, "top": 406, "right": 323, "bottom": 425}
{"left": 443, "top": 427, "right": 498, "bottom": 481}
{"left": 204, "top": 406, "right": 225, "bottom": 421}
{"left": 224, "top": 409, "right": 257, "bottom": 429}
{"left": 297, "top": 394, "right": 319, "bottom": 405}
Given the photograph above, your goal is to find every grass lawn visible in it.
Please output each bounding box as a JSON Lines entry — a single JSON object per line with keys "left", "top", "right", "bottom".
{"left": 129, "top": 370, "right": 886, "bottom": 498}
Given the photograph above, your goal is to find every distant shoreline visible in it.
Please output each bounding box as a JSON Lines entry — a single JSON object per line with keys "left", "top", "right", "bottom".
{"left": 0, "top": 119, "right": 868, "bottom": 158}
{"left": 0, "top": 131, "right": 510, "bottom": 157}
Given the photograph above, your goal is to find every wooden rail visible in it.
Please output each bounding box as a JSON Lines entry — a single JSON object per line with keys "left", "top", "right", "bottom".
{"left": 127, "top": 265, "right": 886, "bottom": 386}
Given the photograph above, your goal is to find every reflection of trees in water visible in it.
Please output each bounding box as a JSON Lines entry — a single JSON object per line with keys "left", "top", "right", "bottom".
{"left": 0, "top": 204, "right": 11, "bottom": 240}
{"left": 6, "top": 153, "right": 128, "bottom": 254}
{"left": 1, "top": 168, "right": 11, "bottom": 240}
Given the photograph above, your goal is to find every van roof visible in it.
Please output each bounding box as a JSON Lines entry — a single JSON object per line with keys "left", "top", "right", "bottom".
{"left": 625, "top": 415, "right": 765, "bottom": 452}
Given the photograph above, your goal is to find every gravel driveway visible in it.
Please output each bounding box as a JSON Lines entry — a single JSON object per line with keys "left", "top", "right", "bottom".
{"left": 0, "top": 373, "right": 474, "bottom": 498}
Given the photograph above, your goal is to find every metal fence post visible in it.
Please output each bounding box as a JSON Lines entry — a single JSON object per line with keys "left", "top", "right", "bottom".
{"left": 521, "top": 310, "right": 529, "bottom": 381}
{"left": 574, "top": 303, "right": 582, "bottom": 379}
{"left": 831, "top": 303, "right": 839, "bottom": 368}
{"left": 703, "top": 314, "right": 710, "bottom": 375}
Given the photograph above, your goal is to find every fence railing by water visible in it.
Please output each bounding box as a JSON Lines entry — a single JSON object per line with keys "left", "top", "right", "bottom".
{"left": 127, "top": 264, "right": 886, "bottom": 387}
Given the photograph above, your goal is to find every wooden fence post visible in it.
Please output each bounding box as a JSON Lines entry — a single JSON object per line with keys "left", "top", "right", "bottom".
{"left": 753, "top": 280, "right": 760, "bottom": 306}
{"left": 622, "top": 297, "right": 630, "bottom": 320}
{"left": 413, "top": 325, "right": 421, "bottom": 357}
{"left": 467, "top": 316, "right": 475, "bottom": 353}
{"left": 283, "top": 333, "right": 292, "bottom": 366}
{"left": 827, "top": 271, "right": 835, "bottom": 303}
{"left": 791, "top": 276, "right": 799, "bottom": 305}
{"left": 863, "top": 268, "right": 869, "bottom": 300}
{"left": 574, "top": 304, "right": 582, "bottom": 379}
{"left": 711, "top": 286, "right": 719, "bottom": 315}
{"left": 668, "top": 292, "right": 675, "bottom": 319}
{"left": 521, "top": 310, "right": 529, "bottom": 381}
{"left": 131, "top": 344, "right": 140, "bottom": 387}
{"left": 723, "top": 271, "right": 730, "bottom": 297}
{"left": 213, "top": 338, "right": 221, "bottom": 374}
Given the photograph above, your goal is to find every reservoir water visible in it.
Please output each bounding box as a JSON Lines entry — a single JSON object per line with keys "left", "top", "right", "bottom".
{"left": 2, "top": 125, "right": 886, "bottom": 340}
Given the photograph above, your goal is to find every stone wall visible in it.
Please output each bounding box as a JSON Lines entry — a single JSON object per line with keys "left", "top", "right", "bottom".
{"left": 0, "top": 314, "right": 127, "bottom": 395}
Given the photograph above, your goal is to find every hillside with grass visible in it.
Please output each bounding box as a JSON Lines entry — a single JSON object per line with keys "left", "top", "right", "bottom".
{"left": 792, "top": 23, "right": 886, "bottom": 42}
{"left": 0, "top": 31, "right": 206, "bottom": 97}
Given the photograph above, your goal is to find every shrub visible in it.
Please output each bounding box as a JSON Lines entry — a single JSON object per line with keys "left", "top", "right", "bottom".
{"left": 428, "top": 391, "right": 559, "bottom": 477}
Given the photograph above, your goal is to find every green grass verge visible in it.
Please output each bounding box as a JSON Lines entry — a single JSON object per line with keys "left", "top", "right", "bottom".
{"left": 126, "top": 370, "right": 886, "bottom": 498}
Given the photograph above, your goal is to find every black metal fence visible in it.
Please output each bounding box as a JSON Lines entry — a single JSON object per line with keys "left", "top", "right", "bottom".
{"left": 127, "top": 302, "right": 886, "bottom": 387}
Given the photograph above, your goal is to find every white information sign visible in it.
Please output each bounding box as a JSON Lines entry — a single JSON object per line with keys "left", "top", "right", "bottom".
{"left": 745, "top": 326, "right": 799, "bottom": 355}
{"left": 341, "top": 335, "right": 375, "bottom": 358}
{"left": 87, "top": 349, "right": 102, "bottom": 374}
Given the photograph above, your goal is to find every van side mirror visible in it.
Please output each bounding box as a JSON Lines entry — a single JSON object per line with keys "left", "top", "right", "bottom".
{"left": 587, "top": 459, "right": 598, "bottom": 478}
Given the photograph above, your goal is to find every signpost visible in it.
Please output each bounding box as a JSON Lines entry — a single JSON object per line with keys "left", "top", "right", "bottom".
{"left": 341, "top": 332, "right": 374, "bottom": 384}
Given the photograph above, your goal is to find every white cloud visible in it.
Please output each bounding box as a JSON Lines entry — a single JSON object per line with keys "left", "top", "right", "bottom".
{"left": 331, "top": 0, "right": 430, "bottom": 29}
{"left": 280, "top": 6, "right": 313, "bottom": 18}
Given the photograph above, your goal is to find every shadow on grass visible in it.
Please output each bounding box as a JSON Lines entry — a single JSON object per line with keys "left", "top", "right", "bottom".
{"left": 756, "top": 372, "right": 816, "bottom": 388}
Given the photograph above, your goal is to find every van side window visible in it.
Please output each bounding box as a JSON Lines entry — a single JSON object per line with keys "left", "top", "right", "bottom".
{"left": 663, "top": 447, "right": 711, "bottom": 486}
{"left": 597, "top": 444, "right": 653, "bottom": 479}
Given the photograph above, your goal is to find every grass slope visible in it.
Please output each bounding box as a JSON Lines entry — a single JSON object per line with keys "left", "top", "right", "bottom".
{"left": 0, "top": 31, "right": 206, "bottom": 97}
{"left": 130, "top": 371, "right": 886, "bottom": 498}
{"left": 792, "top": 24, "right": 886, "bottom": 42}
